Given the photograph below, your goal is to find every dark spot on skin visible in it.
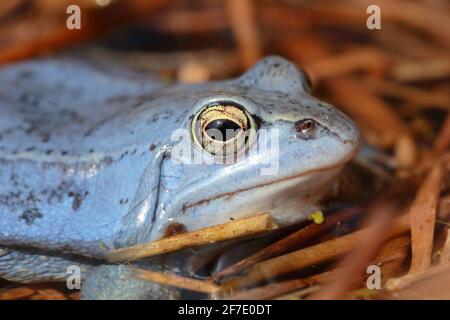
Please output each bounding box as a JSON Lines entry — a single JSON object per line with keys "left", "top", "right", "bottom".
{"left": 40, "top": 132, "right": 50, "bottom": 143}
{"left": 19, "top": 208, "right": 43, "bottom": 225}
{"left": 273, "top": 63, "right": 280, "bottom": 68}
{"left": 26, "top": 192, "right": 36, "bottom": 202}
{"left": 46, "top": 149, "right": 53, "bottom": 155}
{"left": 10, "top": 174, "right": 18, "bottom": 187}
{"left": 106, "top": 95, "right": 130, "bottom": 104}
{"left": 119, "top": 198, "right": 129, "bottom": 205}
{"left": 102, "top": 156, "right": 113, "bottom": 165}
{"left": 45, "top": 181, "right": 80, "bottom": 205}
{"left": 25, "top": 147, "right": 35, "bottom": 152}
{"left": 149, "top": 144, "right": 156, "bottom": 151}
{"left": 89, "top": 149, "right": 94, "bottom": 153}
{"left": 72, "top": 194, "right": 84, "bottom": 211}
{"left": 175, "top": 114, "right": 184, "bottom": 124}
{"left": 18, "top": 70, "right": 35, "bottom": 79}
{"left": 68, "top": 111, "right": 83, "bottom": 124}
{"left": 152, "top": 116, "right": 159, "bottom": 122}
{"left": 61, "top": 150, "right": 68, "bottom": 156}
{"left": 72, "top": 191, "right": 89, "bottom": 211}
{"left": 131, "top": 148, "right": 137, "bottom": 155}
{"left": 119, "top": 150, "right": 129, "bottom": 160}
{"left": 163, "top": 223, "right": 187, "bottom": 238}
{"left": 19, "top": 92, "right": 39, "bottom": 107}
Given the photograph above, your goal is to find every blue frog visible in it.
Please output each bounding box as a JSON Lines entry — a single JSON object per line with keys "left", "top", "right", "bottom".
{"left": 0, "top": 56, "right": 360, "bottom": 299}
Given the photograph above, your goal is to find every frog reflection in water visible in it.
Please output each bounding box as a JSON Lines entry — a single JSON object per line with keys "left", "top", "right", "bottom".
{"left": 0, "top": 56, "right": 361, "bottom": 299}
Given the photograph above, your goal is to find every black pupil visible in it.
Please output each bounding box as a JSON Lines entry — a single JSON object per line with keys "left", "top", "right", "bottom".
{"left": 205, "top": 119, "right": 241, "bottom": 141}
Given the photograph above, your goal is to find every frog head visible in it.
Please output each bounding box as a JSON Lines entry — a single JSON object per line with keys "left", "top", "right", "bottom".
{"left": 153, "top": 56, "right": 361, "bottom": 239}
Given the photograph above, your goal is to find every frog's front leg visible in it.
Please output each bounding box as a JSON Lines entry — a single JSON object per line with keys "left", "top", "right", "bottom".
{"left": 80, "top": 264, "right": 181, "bottom": 300}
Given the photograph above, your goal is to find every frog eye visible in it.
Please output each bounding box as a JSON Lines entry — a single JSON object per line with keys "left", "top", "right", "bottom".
{"left": 191, "top": 102, "right": 256, "bottom": 155}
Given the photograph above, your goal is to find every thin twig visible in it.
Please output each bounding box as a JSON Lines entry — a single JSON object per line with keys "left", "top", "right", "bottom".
{"left": 226, "top": 0, "right": 263, "bottom": 68}
{"left": 132, "top": 268, "right": 221, "bottom": 294}
{"left": 386, "top": 262, "right": 450, "bottom": 291}
{"left": 305, "top": 47, "right": 387, "bottom": 83}
{"left": 222, "top": 214, "right": 411, "bottom": 291}
{"left": 213, "top": 206, "right": 363, "bottom": 281}
{"left": 309, "top": 201, "right": 397, "bottom": 299}
{"left": 0, "top": 287, "right": 35, "bottom": 300}
{"left": 226, "top": 270, "right": 335, "bottom": 300}
{"left": 105, "top": 213, "right": 277, "bottom": 262}
{"left": 409, "top": 163, "right": 443, "bottom": 272}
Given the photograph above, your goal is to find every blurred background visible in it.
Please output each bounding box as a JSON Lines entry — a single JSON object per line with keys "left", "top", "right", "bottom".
{"left": 1, "top": 0, "right": 449, "bottom": 159}
{"left": 0, "top": 0, "right": 449, "bottom": 300}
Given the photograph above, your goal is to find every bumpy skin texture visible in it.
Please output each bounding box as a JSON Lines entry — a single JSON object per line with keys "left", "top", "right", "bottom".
{"left": 0, "top": 249, "right": 92, "bottom": 283}
{"left": 80, "top": 265, "right": 180, "bottom": 300}
{"left": 0, "top": 56, "right": 360, "bottom": 299}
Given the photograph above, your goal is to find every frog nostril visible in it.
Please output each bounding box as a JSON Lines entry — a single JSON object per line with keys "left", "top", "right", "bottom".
{"left": 295, "top": 119, "right": 315, "bottom": 133}
{"left": 295, "top": 119, "right": 318, "bottom": 140}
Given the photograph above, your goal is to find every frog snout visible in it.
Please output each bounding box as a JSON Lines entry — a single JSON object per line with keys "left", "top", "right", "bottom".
{"left": 340, "top": 117, "right": 362, "bottom": 149}
{"left": 337, "top": 117, "right": 362, "bottom": 158}
{"left": 293, "top": 115, "right": 361, "bottom": 158}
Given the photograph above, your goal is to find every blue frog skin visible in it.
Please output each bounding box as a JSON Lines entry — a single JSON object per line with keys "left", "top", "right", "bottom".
{"left": 0, "top": 56, "right": 360, "bottom": 299}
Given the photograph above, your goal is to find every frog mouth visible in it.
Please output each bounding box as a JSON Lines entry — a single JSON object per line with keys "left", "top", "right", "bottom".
{"left": 180, "top": 158, "right": 352, "bottom": 214}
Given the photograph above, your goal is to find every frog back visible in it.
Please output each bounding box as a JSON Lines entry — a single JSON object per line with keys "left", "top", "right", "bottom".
{"left": 0, "top": 58, "right": 170, "bottom": 257}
